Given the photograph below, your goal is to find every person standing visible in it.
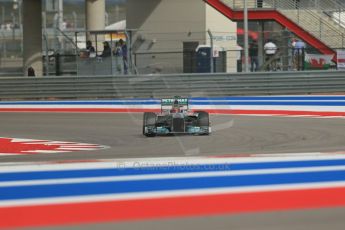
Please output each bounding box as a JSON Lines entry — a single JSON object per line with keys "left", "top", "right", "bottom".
{"left": 249, "top": 41, "right": 259, "bottom": 72}
{"left": 264, "top": 40, "right": 278, "bottom": 71}
{"left": 114, "top": 41, "right": 127, "bottom": 73}
{"left": 119, "top": 39, "right": 128, "bottom": 74}
{"left": 27, "top": 67, "right": 35, "bottom": 76}
{"left": 100, "top": 41, "right": 111, "bottom": 58}
{"left": 290, "top": 38, "right": 297, "bottom": 70}
{"left": 86, "top": 40, "right": 95, "bottom": 57}
{"left": 294, "top": 39, "right": 306, "bottom": 70}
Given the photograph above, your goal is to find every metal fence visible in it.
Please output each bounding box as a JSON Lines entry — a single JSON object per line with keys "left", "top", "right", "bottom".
{"left": 0, "top": 71, "right": 344, "bottom": 100}
{"left": 0, "top": 26, "right": 342, "bottom": 76}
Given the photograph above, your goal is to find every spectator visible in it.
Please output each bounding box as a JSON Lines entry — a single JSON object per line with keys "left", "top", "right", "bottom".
{"left": 86, "top": 40, "right": 95, "bottom": 58}
{"left": 249, "top": 41, "right": 259, "bottom": 72}
{"left": 27, "top": 67, "right": 35, "bottom": 76}
{"left": 290, "top": 38, "right": 297, "bottom": 70}
{"left": 61, "top": 20, "right": 67, "bottom": 30}
{"left": 236, "top": 44, "right": 243, "bottom": 72}
{"left": 100, "top": 41, "right": 111, "bottom": 58}
{"left": 114, "top": 41, "right": 123, "bottom": 73}
{"left": 264, "top": 40, "right": 278, "bottom": 71}
{"left": 294, "top": 39, "right": 306, "bottom": 70}
{"left": 294, "top": 39, "right": 305, "bottom": 54}
{"left": 119, "top": 39, "right": 128, "bottom": 74}
{"left": 114, "top": 41, "right": 122, "bottom": 56}
{"left": 291, "top": 38, "right": 297, "bottom": 49}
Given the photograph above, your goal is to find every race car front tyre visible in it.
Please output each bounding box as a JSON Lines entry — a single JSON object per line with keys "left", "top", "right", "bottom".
{"left": 143, "top": 112, "right": 157, "bottom": 137}
{"left": 196, "top": 111, "right": 209, "bottom": 126}
{"left": 196, "top": 111, "right": 210, "bottom": 135}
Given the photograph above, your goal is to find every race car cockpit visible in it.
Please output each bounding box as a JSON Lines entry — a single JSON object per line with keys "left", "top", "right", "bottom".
{"left": 170, "top": 99, "right": 182, "bottom": 113}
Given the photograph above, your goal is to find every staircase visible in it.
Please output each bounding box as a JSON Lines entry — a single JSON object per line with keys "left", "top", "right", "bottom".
{"left": 313, "top": 0, "right": 345, "bottom": 31}
{"left": 281, "top": 8, "right": 343, "bottom": 49}
{"left": 206, "top": 0, "right": 345, "bottom": 57}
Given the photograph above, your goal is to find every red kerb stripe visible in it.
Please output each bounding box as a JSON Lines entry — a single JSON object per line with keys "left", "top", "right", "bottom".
{"left": 1, "top": 187, "right": 345, "bottom": 228}
{"left": 0, "top": 108, "right": 344, "bottom": 117}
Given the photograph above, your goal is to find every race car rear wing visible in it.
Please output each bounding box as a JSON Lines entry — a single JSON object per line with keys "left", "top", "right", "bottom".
{"left": 161, "top": 97, "right": 189, "bottom": 111}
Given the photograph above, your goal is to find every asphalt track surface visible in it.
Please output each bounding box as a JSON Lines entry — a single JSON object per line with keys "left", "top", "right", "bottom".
{"left": 1, "top": 112, "right": 345, "bottom": 230}
{"left": 29, "top": 207, "right": 345, "bottom": 230}
{"left": 0, "top": 113, "right": 344, "bottom": 162}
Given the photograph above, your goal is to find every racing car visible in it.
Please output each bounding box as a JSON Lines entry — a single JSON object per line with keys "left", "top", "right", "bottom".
{"left": 142, "top": 97, "right": 211, "bottom": 137}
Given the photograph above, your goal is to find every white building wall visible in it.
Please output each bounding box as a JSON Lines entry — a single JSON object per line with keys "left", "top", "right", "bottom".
{"left": 127, "top": 0, "right": 238, "bottom": 74}
{"left": 127, "top": 0, "right": 206, "bottom": 74}
{"left": 206, "top": 4, "right": 237, "bottom": 72}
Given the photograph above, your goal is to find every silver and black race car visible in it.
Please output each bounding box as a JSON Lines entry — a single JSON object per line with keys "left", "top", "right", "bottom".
{"left": 142, "top": 97, "right": 211, "bottom": 137}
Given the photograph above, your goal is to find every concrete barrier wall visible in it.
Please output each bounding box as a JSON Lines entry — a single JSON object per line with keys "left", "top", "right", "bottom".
{"left": 0, "top": 71, "right": 345, "bottom": 100}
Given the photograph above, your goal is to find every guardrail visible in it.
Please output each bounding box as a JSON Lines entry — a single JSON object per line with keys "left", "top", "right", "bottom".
{"left": 0, "top": 71, "right": 344, "bottom": 100}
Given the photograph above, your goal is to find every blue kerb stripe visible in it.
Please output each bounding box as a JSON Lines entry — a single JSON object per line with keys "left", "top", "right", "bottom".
{"left": 0, "top": 101, "right": 344, "bottom": 106}
{"left": 1, "top": 96, "right": 345, "bottom": 106}
{"left": 0, "top": 101, "right": 160, "bottom": 105}
{"left": 191, "top": 101, "right": 345, "bottom": 106}
{"left": 1, "top": 159, "right": 345, "bottom": 182}
{"left": 0, "top": 170, "right": 345, "bottom": 200}
{"left": 192, "top": 96, "right": 345, "bottom": 101}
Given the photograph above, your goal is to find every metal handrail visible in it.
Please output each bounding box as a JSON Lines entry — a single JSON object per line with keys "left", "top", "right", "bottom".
{"left": 56, "top": 27, "right": 79, "bottom": 51}
{"left": 315, "top": 0, "right": 345, "bottom": 30}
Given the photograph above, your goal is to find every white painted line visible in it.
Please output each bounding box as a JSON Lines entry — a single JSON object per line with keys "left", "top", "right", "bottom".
{"left": 0, "top": 104, "right": 159, "bottom": 109}
{"left": 191, "top": 100, "right": 345, "bottom": 102}
{"left": 56, "top": 148, "right": 102, "bottom": 151}
{"left": 0, "top": 154, "right": 345, "bottom": 173}
{"left": 192, "top": 105, "right": 345, "bottom": 112}
{"left": 57, "top": 145, "right": 102, "bottom": 147}
{"left": 0, "top": 137, "right": 110, "bottom": 156}
{"left": 9, "top": 138, "right": 45, "bottom": 142}
{"left": 1, "top": 104, "right": 345, "bottom": 112}
{"left": 21, "top": 150, "right": 71, "bottom": 154}
{"left": 0, "top": 153, "right": 22, "bottom": 156}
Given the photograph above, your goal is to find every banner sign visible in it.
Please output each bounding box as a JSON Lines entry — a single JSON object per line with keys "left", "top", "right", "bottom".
{"left": 304, "top": 53, "right": 334, "bottom": 70}
{"left": 336, "top": 50, "right": 345, "bottom": 70}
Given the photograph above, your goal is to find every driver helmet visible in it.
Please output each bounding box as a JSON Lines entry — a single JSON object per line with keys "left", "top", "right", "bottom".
{"left": 171, "top": 99, "right": 180, "bottom": 112}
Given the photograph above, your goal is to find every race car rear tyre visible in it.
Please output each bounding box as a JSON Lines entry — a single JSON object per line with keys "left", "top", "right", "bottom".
{"left": 143, "top": 112, "right": 157, "bottom": 137}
